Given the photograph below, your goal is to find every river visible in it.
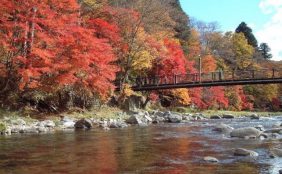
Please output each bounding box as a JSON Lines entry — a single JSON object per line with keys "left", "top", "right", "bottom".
{"left": 0, "top": 116, "right": 281, "bottom": 174}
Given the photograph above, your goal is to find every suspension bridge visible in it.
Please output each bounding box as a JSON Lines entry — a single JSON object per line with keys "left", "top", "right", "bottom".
{"left": 116, "top": 68, "right": 282, "bottom": 91}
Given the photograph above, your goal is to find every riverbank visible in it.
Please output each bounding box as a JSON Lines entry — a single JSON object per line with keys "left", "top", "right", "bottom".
{"left": 0, "top": 106, "right": 282, "bottom": 136}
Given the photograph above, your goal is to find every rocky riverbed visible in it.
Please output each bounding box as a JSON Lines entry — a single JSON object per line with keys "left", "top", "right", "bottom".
{"left": 0, "top": 111, "right": 281, "bottom": 173}
{"left": 1, "top": 111, "right": 282, "bottom": 136}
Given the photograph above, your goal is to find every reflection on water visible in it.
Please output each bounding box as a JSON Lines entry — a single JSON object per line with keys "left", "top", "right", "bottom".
{"left": 0, "top": 117, "right": 281, "bottom": 174}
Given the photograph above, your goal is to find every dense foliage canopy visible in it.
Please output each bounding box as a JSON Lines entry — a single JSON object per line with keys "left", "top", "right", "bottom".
{"left": 0, "top": 0, "right": 281, "bottom": 112}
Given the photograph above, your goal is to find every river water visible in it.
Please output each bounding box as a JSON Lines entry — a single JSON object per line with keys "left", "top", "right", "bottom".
{"left": 0, "top": 117, "right": 281, "bottom": 174}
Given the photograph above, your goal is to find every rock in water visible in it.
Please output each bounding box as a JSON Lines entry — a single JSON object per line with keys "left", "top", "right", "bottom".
{"left": 74, "top": 119, "right": 92, "bottom": 129}
{"left": 63, "top": 121, "right": 75, "bottom": 129}
{"left": 144, "top": 115, "right": 153, "bottom": 123}
{"left": 213, "top": 123, "right": 234, "bottom": 133}
{"left": 168, "top": 114, "right": 182, "bottom": 123}
{"left": 279, "top": 169, "right": 282, "bottom": 174}
{"left": 42, "top": 120, "right": 55, "bottom": 128}
{"left": 109, "top": 120, "right": 128, "bottom": 129}
{"left": 250, "top": 114, "right": 260, "bottom": 120}
{"left": 254, "top": 125, "right": 265, "bottom": 131}
{"left": 37, "top": 127, "right": 48, "bottom": 133}
{"left": 272, "top": 122, "right": 281, "bottom": 128}
{"left": 204, "top": 156, "right": 219, "bottom": 163}
{"left": 25, "top": 126, "right": 39, "bottom": 134}
{"left": 230, "top": 127, "right": 261, "bottom": 138}
{"left": 126, "top": 115, "right": 143, "bottom": 125}
{"left": 210, "top": 115, "right": 222, "bottom": 119}
{"left": 264, "top": 128, "right": 282, "bottom": 134}
{"left": 234, "top": 148, "right": 258, "bottom": 157}
{"left": 152, "top": 116, "right": 166, "bottom": 124}
{"left": 270, "top": 148, "right": 282, "bottom": 157}
{"left": 222, "top": 114, "right": 235, "bottom": 119}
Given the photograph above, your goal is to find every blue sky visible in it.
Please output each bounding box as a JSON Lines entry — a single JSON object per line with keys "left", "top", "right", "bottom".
{"left": 179, "top": 0, "right": 282, "bottom": 61}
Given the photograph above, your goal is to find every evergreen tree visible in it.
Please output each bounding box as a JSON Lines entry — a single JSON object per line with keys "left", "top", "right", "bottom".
{"left": 259, "top": 43, "right": 272, "bottom": 60}
{"left": 235, "top": 22, "right": 258, "bottom": 48}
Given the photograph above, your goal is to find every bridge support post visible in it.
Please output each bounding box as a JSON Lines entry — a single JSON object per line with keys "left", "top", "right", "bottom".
{"left": 199, "top": 56, "right": 202, "bottom": 83}
{"left": 232, "top": 70, "right": 235, "bottom": 80}
{"left": 174, "top": 74, "right": 177, "bottom": 84}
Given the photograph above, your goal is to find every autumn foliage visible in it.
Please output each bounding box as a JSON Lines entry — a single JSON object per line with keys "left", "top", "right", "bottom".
{"left": 0, "top": 0, "right": 118, "bottom": 104}
{"left": 0, "top": 0, "right": 281, "bottom": 111}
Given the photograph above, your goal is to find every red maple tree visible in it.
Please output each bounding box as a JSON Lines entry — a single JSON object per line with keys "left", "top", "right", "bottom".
{"left": 0, "top": 0, "right": 118, "bottom": 99}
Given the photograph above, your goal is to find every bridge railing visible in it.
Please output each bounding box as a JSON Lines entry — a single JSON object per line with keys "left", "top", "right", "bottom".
{"left": 115, "top": 68, "right": 282, "bottom": 88}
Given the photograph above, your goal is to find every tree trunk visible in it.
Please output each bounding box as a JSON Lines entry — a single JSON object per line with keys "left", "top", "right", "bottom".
{"left": 26, "top": 7, "right": 37, "bottom": 57}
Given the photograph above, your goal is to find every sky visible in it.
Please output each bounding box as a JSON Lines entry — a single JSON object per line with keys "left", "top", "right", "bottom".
{"left": 180, "top": 0, "right": 282, "bottom": 61}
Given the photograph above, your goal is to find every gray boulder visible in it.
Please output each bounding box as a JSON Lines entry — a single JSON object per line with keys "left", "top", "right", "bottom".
{"left": 230, "top": 127, "right": 262, "bottom": 138}
{"left": 270, "top": 148, "right": 282, "bottom": 157}
{"left": 59, "top": 116, "right": 75, "bottom": 129}
{"left": 254, "top": 125, "right": 265, "bottom": 131}
{"left": 264, "top": 128, "right": 282, "bottom": 134}
{"left": 138, "top": 122, "right": 148, "bottom": 127}
{"left": 213, "top": 123, "right": 234, "bottom": 133}
{"left": 126, "top": 115, "right": 143, "bottom": 125}
{"left": 10, "top": 125, "right": 22, "bottom": 133}
{"left": 250, "top": 114, "right": 260, "bottom": 120}
{"left": 258, "top": 133, "right": 268, "bottom": 139}
{"left": 99, "top": 120, "right": 109, "bottom": 129}
{"left": 74, "top": 118, "right": 93, "bottom": 129}
{"left": 63, "top": 121, "right": 75, "bottom": 129}
{"left": 210, "top": 115, "right": 222, "bottom": 119}
{"left": 144, "top": 115, "right": 153, "bottom": 123}
{"left": 234, "top": 148, "right": 258, "bottom": 157}
{"left": 222, "top": 114, "right": 235, "bottom": 119}
{"left": 109, "top": 120, "right": 128, "bottom": 128}
{"left": 2, "top": 126, "right": 11, "bottom": 135}
{"left": 154, "top": 111, "right": 165, "bottom": 117}
{"left": 191, "top": 115, "right": 204, "bottom": 121}
{"left": 6, "top": 128, "right": 12, "bottom": 135}
{"left": 168, "top": 114, "right": 182, "bottom": 123}
{"left": 36, "top": 120, "right": 55, "bottom": 128}
{"left": 203, "top": 156, "right": 219, "bottom": 163}
{"left": 109, "top": 122, "right": 118, "bottom": 128}
{"left": 60, "top": 116, "right": 74, "bottom": 122}
{"left": 182, "top": 115, "right": 191, "bottom": 121}
{"left": 268, "top": 133, "right": 280, "bottom": 139}
{"left": 37, "top": 126, "right": 48, "bottom": 133}
{"left": 152, "top": 116, "right": 165, "bottom": 124}
{"left": 128, "top": 111, "right": 153, "bottom": 125}
{"left": 41, "top": 120, "right": 55, "bottom": 128}
{"left": 272, "top": 122, "right": 282, "bottom": 128}
{"left": 191, "top": 113, "right": 204, "bottom": 120}
{"left": 24, "top": 126, "right": 39, "bottom": 134}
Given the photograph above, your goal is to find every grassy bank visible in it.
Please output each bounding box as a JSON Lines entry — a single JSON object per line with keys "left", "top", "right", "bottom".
{"left": 0, "top": 106, "right": 130, "bottom": 123}
{"left": 201, "top": 110, "right": 282, "bottom": 117}
{"left": 0, "top": 106, "right": 281, "bottom": 124}
{"left": 166, "top": 106, "right": 282, "bottom": 117}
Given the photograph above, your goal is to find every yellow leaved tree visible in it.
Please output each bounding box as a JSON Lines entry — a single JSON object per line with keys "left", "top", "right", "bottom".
{"left": 232, "top": 33, "right": 254, "bottom": 70}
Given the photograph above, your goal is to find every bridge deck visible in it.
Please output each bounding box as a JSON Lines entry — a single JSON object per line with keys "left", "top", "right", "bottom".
{"left": 116, "top": 68, "right": 282, "bottom": 91}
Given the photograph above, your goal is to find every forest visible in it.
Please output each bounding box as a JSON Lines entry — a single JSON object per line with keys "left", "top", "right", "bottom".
{"left": 0, "top": 0, "right": 281, "bottom": 113}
